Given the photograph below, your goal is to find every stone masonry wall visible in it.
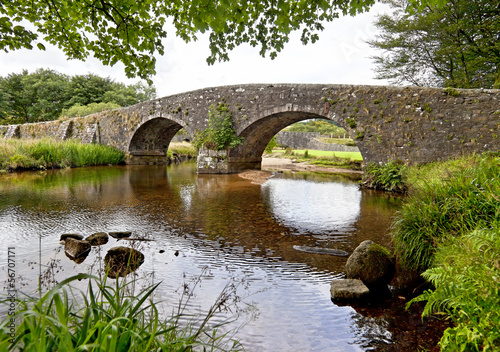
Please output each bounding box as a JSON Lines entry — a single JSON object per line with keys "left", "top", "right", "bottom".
{"left": 2, "top": 84, "right": 500, "bottom": 171}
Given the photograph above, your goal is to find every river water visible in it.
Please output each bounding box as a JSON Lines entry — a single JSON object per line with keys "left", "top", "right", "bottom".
{"left": 0, "top": 162, "right": 407, "bottom": 351}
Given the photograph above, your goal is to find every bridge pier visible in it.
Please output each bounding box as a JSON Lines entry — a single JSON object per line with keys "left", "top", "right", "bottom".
{"left": 197, "top": 148, "right": 261, "bottom": 174}
{"left": 126, "top": 151, "right": 170, "bottom": 165}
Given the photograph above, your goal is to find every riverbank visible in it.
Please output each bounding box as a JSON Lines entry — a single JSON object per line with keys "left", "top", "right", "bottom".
{"left": 261, "top": 156, "right": 363, "bottom": 175}
{"left": 0, "top": 138, "right": 125, "bottom": 171}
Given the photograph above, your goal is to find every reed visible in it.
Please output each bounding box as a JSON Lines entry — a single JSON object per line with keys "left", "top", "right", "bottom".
{"left": 0, "top": 274, "right": 243, "bottom": 351}
{"left": 0, "top": 138, "right": 125, "bottom": 171}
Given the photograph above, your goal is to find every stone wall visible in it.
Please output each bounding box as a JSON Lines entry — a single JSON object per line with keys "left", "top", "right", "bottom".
{"left": 2, "top": 84, "right": 500, "bottom": 172}
{"left": 276, "top": 131, "right": 360, "bottom": 152}
{"left": 197, "top": 148, "right": 229, "bottom": 174}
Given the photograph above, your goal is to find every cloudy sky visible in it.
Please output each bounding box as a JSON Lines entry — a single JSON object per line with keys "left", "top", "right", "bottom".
{"left": 0, "top": 3, "right": 391, "bottom": 98}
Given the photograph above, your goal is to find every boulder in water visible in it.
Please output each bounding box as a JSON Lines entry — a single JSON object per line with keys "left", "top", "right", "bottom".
{"left": 64, "top": 238, "right": 91, "bottom": 260}
{"left": 345, "top": 240, "right": 395, "bottom": 287}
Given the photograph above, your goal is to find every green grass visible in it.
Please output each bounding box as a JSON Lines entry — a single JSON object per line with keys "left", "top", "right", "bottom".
{"left": 167, "top": 142, "right": 198, "bottom": 158}
{"left": 390, "top": 153, "right": 500, "bottom": 350}
{"left": 0, "top": 274, "right": 243, "bottom": 351}
{"left": 392, "top": 153, "right": 500, "bottom": 272}
{"left": 273, "top": 149, "right": 363, "bottom": 160}
{"left": 0, "top": 138, "right": 125, "bottom": 171}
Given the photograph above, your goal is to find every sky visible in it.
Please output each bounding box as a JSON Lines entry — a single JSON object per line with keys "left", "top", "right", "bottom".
{"left": 0, "top": 3, "right": 391, "bottom": 98}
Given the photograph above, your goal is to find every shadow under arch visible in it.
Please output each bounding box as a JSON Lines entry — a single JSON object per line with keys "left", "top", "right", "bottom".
{"left": 128, "top": 117, "right": 186, "bottom": 163}
{"left": 228, "top": 109, "right": 364, "bottom": 171}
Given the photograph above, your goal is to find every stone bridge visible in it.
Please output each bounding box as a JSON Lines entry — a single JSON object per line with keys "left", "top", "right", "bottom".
{"left": 1, "top": 84, "right": 499, "bottom": 173}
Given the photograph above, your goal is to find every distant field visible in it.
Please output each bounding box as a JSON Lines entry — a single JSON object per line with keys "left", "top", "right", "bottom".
{"left": 273, "top": 149, "right": 363, "bottom": 161}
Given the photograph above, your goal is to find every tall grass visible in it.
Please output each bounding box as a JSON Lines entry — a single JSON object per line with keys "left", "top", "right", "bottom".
{"left": 167, "top": 142, "right": 198, "bottom": 159}
{"left": 392, "top": 153, "right": 500, "bottom": 350}
{"left": 0, "top": 138, "right": 125, "bottom": 171}
{"left": 0, "top": 274, "right": 243, "bottom": 351}
{"left": 392, "top": 153, "right": 500, "bottom": 272}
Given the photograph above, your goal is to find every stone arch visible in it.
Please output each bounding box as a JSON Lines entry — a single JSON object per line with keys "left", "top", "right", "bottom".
{"left": 227, "top": 107, "right": 365, "bottom": 171}
{"left": 128, "top": 117, "right": 185, "bottom": 158}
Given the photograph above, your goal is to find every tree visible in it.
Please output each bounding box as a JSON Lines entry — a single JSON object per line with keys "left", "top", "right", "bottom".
{"left": 0, "top": 69, "right": 70, "bottom": 123}
{"left": 369, "top": 0, "right": 500, "bottom": 89}
{"left": 0, "top": 69, "right": 156, "bottom": 123}
{"left": 0, "top": 0, "right": 447, "bottom": 82}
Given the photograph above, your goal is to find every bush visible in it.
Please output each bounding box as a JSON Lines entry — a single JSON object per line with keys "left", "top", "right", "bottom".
{"left": 409, "top": 227, "right": 500, "bottom": 351}
{"left": 361, "top": 161, "right": 407, "bottom": 193}
{"left": 193, "top": 103, "right": 243, "bottom": 150}
{"left": 264, "top": 136, "right": 278, "bottom": 153}
{"left": 61, "top": 102, "right": 121, "bottom": 118}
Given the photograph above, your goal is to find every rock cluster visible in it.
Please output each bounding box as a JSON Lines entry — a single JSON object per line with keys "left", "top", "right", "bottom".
{"left": 60, "top": 231, "right": 144, "bottom": 278}
{"left": 331, "top": 240, "right": 395, "bottom": 303}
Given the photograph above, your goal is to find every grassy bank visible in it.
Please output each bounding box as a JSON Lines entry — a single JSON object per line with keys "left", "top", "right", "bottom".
{"left": 375, "top": 153, "right": 500, "bottom": 350}
{"left": 271, "top": 148, "right": 363, "bottom": 170}
{"left": 0, "top": 139, "right": 125, "bottom": 172}
{"left": 0, "top": 274, "right": 242, "bottom": 351}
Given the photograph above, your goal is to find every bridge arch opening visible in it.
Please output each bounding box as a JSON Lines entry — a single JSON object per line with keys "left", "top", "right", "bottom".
{"left": 227, "top": 111, "right": 364, "bottom": 171}
{"left": 128, "top": 117, "right": 185, "bottom": 163}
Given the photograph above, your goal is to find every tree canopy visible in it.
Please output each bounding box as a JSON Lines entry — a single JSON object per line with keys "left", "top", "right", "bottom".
{"left": 369, "top": 0, "right": 500, "bottom": 89}
{"left": 0, "top": 0, "right": 448, "bottom": 82}
{"left": 0, "top": 69, "right": 156, "bottom": 123}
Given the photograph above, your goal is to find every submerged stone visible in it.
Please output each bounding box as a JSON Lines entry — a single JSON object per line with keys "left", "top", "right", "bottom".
{"left": 345, "top": 240, "right": 395, "bottom": 287}
{"left": 330, "top": 279, "right": 370, "bottom": 301}
{"left": 64, "top": 238, "right": 91, "bottom": 260}
{"left": 86, "top": 232, "right": 109, "bottom": 246}
{"left": 104, "top": 246, "right": 145, "bottom": 278}
{"left": 293, "top": 245, "right": 349, "bottom": 257}
{"left": 60, "top": 233, "right": 84, "bottom": 241}
{"left": 109, "top": 231, "right": 132, "bottom": 239}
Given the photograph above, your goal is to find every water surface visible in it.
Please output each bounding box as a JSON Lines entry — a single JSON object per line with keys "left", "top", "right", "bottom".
{"left": 0, "top": 163, "right": 402, "bottom": 351}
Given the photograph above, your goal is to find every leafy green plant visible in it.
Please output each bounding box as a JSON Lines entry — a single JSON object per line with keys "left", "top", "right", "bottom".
{"left": 361, "top": 161, "right": 407, "bottom": 193}
{"left": 192, "top": 104, "right": 243, "bottom": 151}
{"left": 408, "top": 227, "right": 500, "bottom": 351}
{"left": 60, "top": 102, "right": 121, "bottom": 118}
{"left": 264, "top": 135, "right": 278, "bottom": 153}
{"left": 0, "top": 274, "right": 243, "bottom": 351}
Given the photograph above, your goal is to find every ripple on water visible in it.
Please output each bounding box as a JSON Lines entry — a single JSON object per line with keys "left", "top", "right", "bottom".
{"left": 0, "top": 165, "right": 400, "bottom": 351}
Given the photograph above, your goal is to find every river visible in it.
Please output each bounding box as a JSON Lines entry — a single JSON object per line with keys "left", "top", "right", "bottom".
{"left": 0, "top": 162, "right": 431, "bottom": 351}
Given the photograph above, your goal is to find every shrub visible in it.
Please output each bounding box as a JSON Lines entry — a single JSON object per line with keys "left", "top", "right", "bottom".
{"left": 264, "top": 136, "right": 278, "bottom": 153}
{"left": 193, "top": 103, "right": 243, "bottom": 150}
{"left": 361, "top": 161, "right": 407, "bottom": 193}
{"left": 60, "top": 102, "right": 121, "bottom": 118}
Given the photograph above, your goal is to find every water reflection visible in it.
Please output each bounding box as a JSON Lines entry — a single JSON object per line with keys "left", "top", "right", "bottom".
{"left": 0, "top": 163, "right": 403, "bottom": 351}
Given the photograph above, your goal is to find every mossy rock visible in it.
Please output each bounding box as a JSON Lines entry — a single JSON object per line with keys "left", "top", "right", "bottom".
{"left": 104, "top": 246, "right": 145, "bottom": 279}
{"left": 345, "top": 240, "right": 395, "bottom": 287}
